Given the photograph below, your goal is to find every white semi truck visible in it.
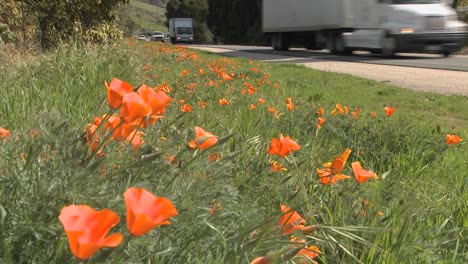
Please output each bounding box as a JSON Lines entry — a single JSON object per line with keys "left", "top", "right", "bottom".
{"left": 262, "top": 0, "right": 468, "bottom": 56}
{"left": 169, "top": 18, "right": 194, "bottom": 44}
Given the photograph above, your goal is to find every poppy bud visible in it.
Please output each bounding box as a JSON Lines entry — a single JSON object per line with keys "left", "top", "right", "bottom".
{"left": 301, "top": 225, "right": 316, "bottom": 235}
{"left": 241, "top": 237, "right": 260, "bottom": 252}
{"left": 281, "top": 246, "right": 304, "bottom": 262}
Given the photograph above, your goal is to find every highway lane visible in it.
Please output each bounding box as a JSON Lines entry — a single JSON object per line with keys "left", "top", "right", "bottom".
{"left": 189, "top": 45, "right": 468, "bottom": 96}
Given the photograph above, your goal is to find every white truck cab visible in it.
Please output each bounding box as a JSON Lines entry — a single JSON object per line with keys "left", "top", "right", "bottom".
{"left": 262, "top": 0, "right": 468, "bottom": 56}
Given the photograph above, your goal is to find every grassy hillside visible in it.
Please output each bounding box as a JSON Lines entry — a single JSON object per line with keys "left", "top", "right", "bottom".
{"left": 119, "top": 0, "right": 167, "bottom": 35}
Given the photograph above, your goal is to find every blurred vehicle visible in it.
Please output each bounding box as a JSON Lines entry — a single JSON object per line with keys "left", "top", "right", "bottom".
{"left": 151, "top": 31, "right": 165, "bottom": 42}
{"left": 137, "top": 34, "right": 147, "bottom": 41}
{"left": 169, "top": 18, "right": 194, "bottom": 44}
{"left": 263, "top": 0, "right": 468, "bottom": 56}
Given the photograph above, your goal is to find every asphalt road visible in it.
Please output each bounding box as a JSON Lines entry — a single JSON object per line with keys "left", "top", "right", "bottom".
{"left": 189, "top": 45, "right": 468, "bottom": 96}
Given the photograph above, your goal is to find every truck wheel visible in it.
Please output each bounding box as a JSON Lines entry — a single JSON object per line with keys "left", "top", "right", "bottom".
{"left": 441, "top": 50, "right": 451, "bottom": 57}
{"left": 272, "top": 33, "right": 289, "bottom": 51}
{"left": 335, "top": 33, "right": 352, "bottom": 55}
{"left": 326, "top": 33, "right": 337, "bottom": 54}
{"left": 382, "top": 35, "right": 396, "bottom": 57}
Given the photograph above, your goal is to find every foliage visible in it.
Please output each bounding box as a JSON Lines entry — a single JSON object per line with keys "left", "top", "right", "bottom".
{"left": 207, "top": 0, "right": 265, "bottom": 45}
{"left": 0, "top": 0, "right": 37, "bottom": 45}
{"left": 0, "top": 0, "right": 129, "bottom": 49}
{"left": 0, "top": 41, "right": 467, "bottom": 263}
{"left": 166, "top": 0, "right": 212, "bottom": 43}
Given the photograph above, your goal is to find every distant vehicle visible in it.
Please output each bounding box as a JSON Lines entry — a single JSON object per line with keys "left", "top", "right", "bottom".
{"left": 137, "top": 34, "right": 147, "bottom": 41}
{"left": 262, "top": 0, "right": 468, "bottom": 56}
{"left": 151, "top": 31, "right": 165, "bottom": 42}
{"left": 169, "top": 18, "right": 194, "bottom": 44}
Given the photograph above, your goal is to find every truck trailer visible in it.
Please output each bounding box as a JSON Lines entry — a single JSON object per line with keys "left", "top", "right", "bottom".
{"left": 262, "top": 0, "right": 468, "bottom": 56}
{"left": 169, "top": 18, "right": 194, "bottom": 44}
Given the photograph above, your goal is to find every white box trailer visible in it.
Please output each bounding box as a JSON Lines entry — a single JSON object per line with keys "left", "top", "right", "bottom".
{"left": 263, "top": 0, "right": 353, "bottom": 32}
{"left": 169, "top": 18, "right": 194, "bottom": 44}
{"left": 262, "top": 0, "right": 468, "bottom": 56}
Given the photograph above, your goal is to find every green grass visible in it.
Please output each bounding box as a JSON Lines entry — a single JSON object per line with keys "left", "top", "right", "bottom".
{"left": 120, "top": 0, "right": 167, "bottom": 33}
{"left": 0, "top": 41, "right": 466, "bottom": 264}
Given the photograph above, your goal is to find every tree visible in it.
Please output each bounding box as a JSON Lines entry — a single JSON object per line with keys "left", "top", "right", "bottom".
{"left": 16, "top": 0, "right": 130, "bottom": 49}
{"left": 207, "top": 0, "right": 265, "bottom": 45}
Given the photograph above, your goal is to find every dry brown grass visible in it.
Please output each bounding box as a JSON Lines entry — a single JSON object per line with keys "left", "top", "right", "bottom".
{"left": 456, "top": 46, "right": 468, "bottom": 55}
{"left": 0, "top": 43, "right": 40, "bottom": 68}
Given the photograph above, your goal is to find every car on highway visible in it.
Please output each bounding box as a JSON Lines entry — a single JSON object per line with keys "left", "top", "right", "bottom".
{"left": 151, "top": 31, "right": 165, "bottom": 42}
{"left": 137, "top": 34, "right": 147, "bottom": 41}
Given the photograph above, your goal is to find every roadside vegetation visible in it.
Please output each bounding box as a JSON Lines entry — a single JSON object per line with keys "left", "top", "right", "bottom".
{"left": 0, "top": 41, "right": 466, "bottom": 263}
{"left": 118, "top": 0, "right": 168, "bottom": 35}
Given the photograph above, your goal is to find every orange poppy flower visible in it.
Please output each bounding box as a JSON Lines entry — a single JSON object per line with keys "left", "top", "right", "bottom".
{"left": 316, "top": 117, "right": 326, "bottom": 129}
{"left": 120, "top": 92, "right": 152, "bottom": 123}
{"left": 181, "top": 104, "right": 193, "bottom": 112}
{"left": 290, "top": 237, "right": 321, "bottom": 260}
{"left": 0, "top": 127, "right": 11, "bottom": 139}
{"left": 155, "top": 81, "right": 173, "bottom": 93}
{"left": 198, "top": 101, "right": 208, "bottom": 108}
{"left": 207, "top": 152, "right": 221, "bottom": 162}
{"left": 126, "top": 130, "right": 144, "bottom": 151}
{"left": 352, "top": 161, "right": 378, "bottom": 184}
{"left": 278, "top": 205, "right": 306, "bottom": 235}
{"left": 199, "top": 68, "right": 205, "bottom": 75}
{"left": 187, "top": 126, "right": 218, "bottom": 150}
{"left": 219, "top": 98, "right": 230, "bottom": 106}
{"left": 298, "top": 245, "right": 321, "bottom": 260}
{"left": 285, "top": 98, "right": 293, "bottom": 104}
{"left": 317, "top": 149, "right": 352, "bottom": 185}
{"left": 250, "top": 104, "right": 257, "bottom": 110}
{"left": 250, "top": 256, "right": 273, "bottom": 264}
{"left": 316, "top": 108, "right": 325, "bottom": 115}
{"left": 332, "top": 104, "right": 348, "bottom": 115}
{"left": 123, "top": 187, "right": 178, "bottom": 237}
{"left": 331, "top": 148, "right": 352, "bottom": 174}
{"left": 140, "top": 115, "right": 164, "bottom": 128}
{"left": 271, "top": 161, "right": 287, "bottom": 172}
{"left": 105, "top": 78, "right": 133, "bottom": 109}
{"left": 258, "top": 98, "right": 266, "bottom": 104}
{"left": 286, "top": 103, "right": 294, "bottom": 111}
{"left": 109, "top": 118, "right": 139, "bottom": 141}
{"left": 58, "top": 205, "right": 123, "bottom": 260}
{"left": 137, "top": 85, "right": 173, "bottom": 115}
{"left": 251, "top": 256, "right": 271, "bottom": 264}
{"left": 317, "top": 166, "right": 351, "bottom": 185}
{"left": 446, "top": 133, "right": 462, "bottom": 145}
{"left": 352, "top": 108, "right": 362, "bottom": 119}
{"left": 221, "top": 72, "right": 233, "bottom": 81}
{"left": 384, "top": 106, "right": 395, "bottom": 117}
{"left": 268, "top": 134, "right": 301, "bottom": 157}
{"left": 370, "top": 112, "right": 377, "bottom": 118}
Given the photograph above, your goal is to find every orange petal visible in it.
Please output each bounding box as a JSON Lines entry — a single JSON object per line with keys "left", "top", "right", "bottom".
{"left": 331, "top": 148, "right": 351, "bottom": 174}
{"left": 120, "top": 92, "right": 152, "bottom": 123}
{"left": 124, "top": 188, "right": 177, "bottom": 237}
{"left": 105, "top": 78, "right": 133, "bottom": 109}
{"left": 352, "top": 161, "right": 378, "bottom": 184}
